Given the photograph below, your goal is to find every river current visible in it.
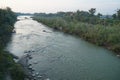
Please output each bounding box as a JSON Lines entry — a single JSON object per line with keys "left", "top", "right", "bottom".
{"left": 6, "top": 16, "right": 120, "bottom": 80}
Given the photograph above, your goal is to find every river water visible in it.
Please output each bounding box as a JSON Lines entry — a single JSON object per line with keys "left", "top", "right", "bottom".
{"left": 6, "top": 16, "right": 120, "bottom": 80}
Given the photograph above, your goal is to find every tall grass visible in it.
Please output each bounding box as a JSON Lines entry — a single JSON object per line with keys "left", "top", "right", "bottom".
{"left": 34, "top": 17, "right": 120, "bottom": 54}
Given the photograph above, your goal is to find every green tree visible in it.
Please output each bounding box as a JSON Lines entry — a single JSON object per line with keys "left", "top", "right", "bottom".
{"left": 117, "top": 9, "right": 120, "bottom": 20}
{"left": 97, "top": 13, "right": 102, "bottom": 18}
{"left": 89, "top": 8, "right": 96, "bottom": 16}
{"left": 112, "top": 14, "right": 117, "bottom": 19}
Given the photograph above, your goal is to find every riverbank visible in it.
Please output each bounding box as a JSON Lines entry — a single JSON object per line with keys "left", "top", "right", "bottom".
{"left": 18, "top": 52, "right": 40, "bottom": 80}
{"left": 18, "top": 51, "right": 51, "bottom": 80}
{"left": 0, "top": 7, "right": 27, "bottom": 80}
{"left": 33, "top": 17, "right": 120, "bottom": 55}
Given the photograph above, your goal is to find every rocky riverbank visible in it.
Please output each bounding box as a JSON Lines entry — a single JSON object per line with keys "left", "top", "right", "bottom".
{"left": 18, "top": 51, "right": 50, "bottom": 80}
{"left": 18, "top": 53, "right": 35, "bottom": 80}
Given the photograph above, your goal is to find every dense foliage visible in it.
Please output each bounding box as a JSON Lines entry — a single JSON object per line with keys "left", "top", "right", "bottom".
{"left": 34, "top": 8, "right": 120, "bottom": 54}
{"left": 0, "top": 7, "right": 16, "bottom": 48}
{"left": 0, "top": 7, "right": 25, "bottom": 80}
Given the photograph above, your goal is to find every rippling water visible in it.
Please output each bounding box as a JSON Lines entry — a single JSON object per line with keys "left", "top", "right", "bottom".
{"left": 6, "top": 16, "right": 120, "bottom": 80}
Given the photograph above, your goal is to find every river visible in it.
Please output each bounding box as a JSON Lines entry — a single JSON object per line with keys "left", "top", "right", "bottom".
{"left": 6, "top": 16, "right": 120, "bottom": 80}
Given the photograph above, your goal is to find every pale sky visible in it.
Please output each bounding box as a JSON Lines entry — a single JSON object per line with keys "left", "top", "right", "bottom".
{"left": 0, "top": 0, "right": 120, "bottom": 14}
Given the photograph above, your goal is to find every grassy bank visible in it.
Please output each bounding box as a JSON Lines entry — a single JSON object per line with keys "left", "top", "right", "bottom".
{"left": 33, "top": 9, "right": 120, "bottom": 54}
{"left": 0, "top": 7, "right": 25, "bottom": 80}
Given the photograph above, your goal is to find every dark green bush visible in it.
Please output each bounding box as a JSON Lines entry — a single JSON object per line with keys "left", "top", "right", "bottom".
{"left": 0, "top": 7, "right": 25, "bottom": 80}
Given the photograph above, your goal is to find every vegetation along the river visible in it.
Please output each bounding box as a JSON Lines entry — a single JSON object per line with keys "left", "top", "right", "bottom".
{"left": 0, "top": 7, "right": 25, "bottom": 80}
{"left": 33, "top": 8, "right": 120, "bottom": 54}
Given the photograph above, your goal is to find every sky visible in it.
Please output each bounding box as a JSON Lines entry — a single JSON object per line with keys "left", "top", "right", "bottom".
{"left": 0, "top": 0, "right": 120, "bottom": 14}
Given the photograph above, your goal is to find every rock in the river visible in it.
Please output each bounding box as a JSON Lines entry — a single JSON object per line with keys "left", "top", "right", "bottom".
{"left": 33, "top": 61, "right": 38, "bottom": 64}
{"left": 43, "top": 30, "right": 46, "bottom": 32}
{"left": 37, "top": 75, "right": 42, "bottom": 78}
{"left": 117, "top": 55, "right": 120, "bottom": 57}
{"left": 45, "top": 78, "right": 50, "bottom": 80}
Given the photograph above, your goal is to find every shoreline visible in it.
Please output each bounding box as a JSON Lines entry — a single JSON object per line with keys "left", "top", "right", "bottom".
{"left": 18, "top": 54, "right": 35, "bottom": 80}
{"left": 33, "top": 18, "right": 120, "bottom": 55}
{"left": 17, "top": 52, "right": 51, "bottom": 80}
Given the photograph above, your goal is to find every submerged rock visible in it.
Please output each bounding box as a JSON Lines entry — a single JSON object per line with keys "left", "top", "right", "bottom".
{"left": 24, "top": 50, "right": 35, "bottom": 54}
{"left": 117, "top": 55, "right": 120, "bottom": 57}
{"left": 45, "top": 78, "right": 50, "bottom": 80}
{"left": 33, "top": 61, "right": 38, "bottom": 64}
{"left": 37, "top": 75, "right": 42, "bottom": 78}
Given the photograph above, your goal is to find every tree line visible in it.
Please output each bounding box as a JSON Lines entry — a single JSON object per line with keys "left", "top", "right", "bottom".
{"left": 34, "top": 8, "right": 120, "bottom": 25}
{"left": 34, "top": 8, "right": 120, "bottom": 54}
